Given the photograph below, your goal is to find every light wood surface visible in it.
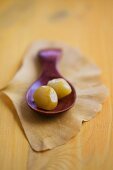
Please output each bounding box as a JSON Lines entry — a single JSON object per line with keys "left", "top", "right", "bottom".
{"left": 0, "top": 0, "right": 113, "bottom": 170}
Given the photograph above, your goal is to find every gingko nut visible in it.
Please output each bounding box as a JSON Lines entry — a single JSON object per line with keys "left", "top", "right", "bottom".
{"left": 33, "top": 86, "right": 58, "bottom": 110}
{"left": 48, "top": 78, "right": 72, "bottom": 99}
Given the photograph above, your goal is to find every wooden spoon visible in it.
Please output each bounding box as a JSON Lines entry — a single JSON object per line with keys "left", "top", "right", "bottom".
{"left": 26, "top": 49, "right": 76, "bottom": 114}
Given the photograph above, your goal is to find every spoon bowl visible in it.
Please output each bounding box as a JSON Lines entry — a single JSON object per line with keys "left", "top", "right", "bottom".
{"left": 26, "top": 49, "right": 76, "bottom": 115}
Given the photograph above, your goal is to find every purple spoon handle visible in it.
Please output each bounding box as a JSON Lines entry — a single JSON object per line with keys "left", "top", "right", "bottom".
{"left": 38, "top": 49, "right": 62, "bottom": 78}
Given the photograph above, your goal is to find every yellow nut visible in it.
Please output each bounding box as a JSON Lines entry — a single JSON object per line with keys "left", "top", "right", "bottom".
{"left": 47, "top": 78, "right": 72, "bottom": 99}
{"left": 33, "top": 86, "right": 58, "bottom": 110}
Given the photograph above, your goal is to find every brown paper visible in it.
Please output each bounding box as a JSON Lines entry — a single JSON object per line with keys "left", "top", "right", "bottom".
{"left": 0, "top": 41, "right": 108, "bottom": 151}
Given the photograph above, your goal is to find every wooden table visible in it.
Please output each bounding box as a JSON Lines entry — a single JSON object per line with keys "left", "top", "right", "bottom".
{"left": 0, "top": 0, "right": 113, "bottom": 169}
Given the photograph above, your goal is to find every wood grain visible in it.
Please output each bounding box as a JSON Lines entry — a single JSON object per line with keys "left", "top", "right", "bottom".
{"left": 0, "top": 0, "right": 113, "bottom": 170}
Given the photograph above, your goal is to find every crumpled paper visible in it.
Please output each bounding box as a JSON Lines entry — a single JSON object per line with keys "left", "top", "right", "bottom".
{"left": 0, "top": 41, "right": 108, "bottom": 151}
